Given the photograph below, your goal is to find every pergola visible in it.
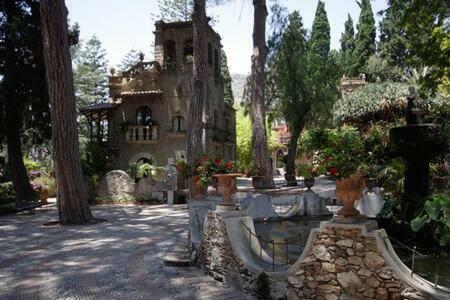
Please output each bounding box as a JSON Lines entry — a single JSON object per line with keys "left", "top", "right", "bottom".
{"left": 79, "top": 102, "right": 119, "bottom": 144}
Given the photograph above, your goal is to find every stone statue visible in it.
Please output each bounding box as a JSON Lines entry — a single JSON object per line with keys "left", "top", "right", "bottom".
{"left": 406, "top": 86, "right": 422, "bottom": 125}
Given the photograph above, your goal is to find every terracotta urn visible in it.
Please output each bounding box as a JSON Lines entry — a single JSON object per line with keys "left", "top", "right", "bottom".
{"left": 335, "top": 173, "right": 365, "bottom": 217}
{"left": 304, "top": 178, "right": 315, "bottom": 191}
{"left": 214, "top": 173, "right": 240, "bottom": 210}
{"left": 39, "top": 189, "right": 49, "bottom": 205}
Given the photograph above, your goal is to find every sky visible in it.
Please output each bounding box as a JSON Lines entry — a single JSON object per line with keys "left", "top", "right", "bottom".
{"left": 65, "top": 0, "right": 389, "bottom": 75}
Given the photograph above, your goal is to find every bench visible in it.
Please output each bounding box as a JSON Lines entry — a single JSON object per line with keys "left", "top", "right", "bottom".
{"left": 15, "top": 201, "right": 41, "bottom": 214}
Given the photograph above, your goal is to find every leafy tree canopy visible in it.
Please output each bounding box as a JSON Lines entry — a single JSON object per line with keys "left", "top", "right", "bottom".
{"left": 389, "top": 0, "right": 449, "bottom": 94}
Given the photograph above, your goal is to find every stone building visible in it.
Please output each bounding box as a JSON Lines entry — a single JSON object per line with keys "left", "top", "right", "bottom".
{"left": 80, "top": 20, "right": 236, "bottom": 173}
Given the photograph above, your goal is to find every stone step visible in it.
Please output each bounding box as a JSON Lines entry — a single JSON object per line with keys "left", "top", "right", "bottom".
{"left": 164, "top": 233, "right": 196, "bottom": 267}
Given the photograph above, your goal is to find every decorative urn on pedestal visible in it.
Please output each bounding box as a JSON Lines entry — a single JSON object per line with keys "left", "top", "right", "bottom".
{"left": 214, "top": 173, "right": 241, "bottom": 211}
{"left": 335, "top": 172, "right": 366, "bottom": 220}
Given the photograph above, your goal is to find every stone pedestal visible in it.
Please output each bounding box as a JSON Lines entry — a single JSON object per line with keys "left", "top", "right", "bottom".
{"left": 199, "top": 211, "right": 255, "bottom": 287}
{"left": 287, "top": 221, "right": 427, "bottom": 300}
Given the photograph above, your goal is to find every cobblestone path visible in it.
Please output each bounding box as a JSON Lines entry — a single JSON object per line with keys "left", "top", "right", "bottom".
{"left": 0, "top": 205, "right": 250, "bottom": 300}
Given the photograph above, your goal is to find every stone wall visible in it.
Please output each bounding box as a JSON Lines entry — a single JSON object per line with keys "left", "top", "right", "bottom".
{"left": 287, "top": 222, "right": 425, "bottom": 300}
{"left": 199, "top": 211, "right": 256, "bottom": 291}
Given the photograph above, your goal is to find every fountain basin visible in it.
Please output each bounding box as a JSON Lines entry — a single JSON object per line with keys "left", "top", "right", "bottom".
{"left": 389, "top": 124, "right": 446, "bottom": 159}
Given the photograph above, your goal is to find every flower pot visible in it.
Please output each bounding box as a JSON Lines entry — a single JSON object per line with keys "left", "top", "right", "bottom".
{"left": 215, "top": 173, "right": 240, "bottom": 210}
{"left": 39, "top": 190, "right": 49, "bottom": 205}
{"left": 432, "top": 176, "right": 448, "bottom": 191}
{"left": 335, "top": 173, "right": 365, "bottom": 217}
{"left": 252, "top": 176, "right": 264, "bottom": 189}
{"left": 304, "top": 178, "right": 315, "bottom": 191}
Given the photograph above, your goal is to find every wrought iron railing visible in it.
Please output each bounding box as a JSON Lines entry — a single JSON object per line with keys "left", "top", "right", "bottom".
{"left": 272, "top": 198, "right": 296, "bottom": 214}
{"left": 384, "top": 235, "right": 447, "bottom": 289}
{"left": 239, "top": 220, "right": 303, "bottom": 272}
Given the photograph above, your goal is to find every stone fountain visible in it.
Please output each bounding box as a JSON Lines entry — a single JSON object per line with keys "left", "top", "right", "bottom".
{"left": 389, "top": 86, "right": 447, "bottom": 218}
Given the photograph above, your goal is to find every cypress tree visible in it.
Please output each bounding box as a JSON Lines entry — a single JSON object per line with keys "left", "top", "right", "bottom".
{"left": 340, "top": 14, "right": 355, "bottom": 52}
{"left": 339, "top": 13, "right": 357, "bottom": 76}
{"left": 378, "top": 2, "right": 408, "bottom": 69}
{"left": 221, "top": 49, "right": 234, "bottom": 106}
{"left": 354, "top": 0, "right": 376, "bottom": 73}
{"left": 310, "top": 1, "right": 330, "bottom": 59}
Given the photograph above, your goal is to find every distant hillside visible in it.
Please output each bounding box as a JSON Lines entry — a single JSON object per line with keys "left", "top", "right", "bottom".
{"left": 231, "top": 73, "right": 248, "bottom": 104}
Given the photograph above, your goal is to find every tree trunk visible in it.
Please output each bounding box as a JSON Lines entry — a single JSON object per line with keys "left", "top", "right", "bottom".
{"left": 3, "top": 0, "right": 36, "bottom": 202}
{"left": 5, "top": 106, "right": 35, "bottom": 202}
{"left": 40, "top": 0, "right": 93, "bottom": 224}
{"left": 250, "top": 0, "right": 274, "bottom": 189}
{"left": 284, "top": 122, "right": 304, "bottom": 186}
{"left": 186, "top": 0, "right": 207, "bottom": 198}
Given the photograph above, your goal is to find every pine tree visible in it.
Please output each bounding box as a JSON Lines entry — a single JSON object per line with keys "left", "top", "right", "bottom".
{"left": 354, "top": 0, "right": 376, "bottom": 73}
{"left": 118, "top": 49, "right": 142, "bottom": 72}
{"left": 310, "top": 1, "right": 330, "bottom": 59}
{"left": 221, "top": 49, "right": 234, "bottom": 106}
{"left": 40, "top": 0, "right": 94, "bottom": 224}
{"left": 73, "top": 35, "right": 108, "bottom": 109}
{"left": 250, "top": 0, "right": 274, "bottom": 188}
{"left": 154, "top": 0, "right": 193, "bottom": 22}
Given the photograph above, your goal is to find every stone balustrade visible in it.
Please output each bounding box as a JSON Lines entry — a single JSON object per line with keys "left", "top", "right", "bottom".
{"left": 125, "top": 125, "right": 159, "bottom": 143}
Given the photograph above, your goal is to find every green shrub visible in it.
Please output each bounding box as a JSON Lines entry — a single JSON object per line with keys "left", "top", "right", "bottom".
{"left": 23, "top": 156, "right": 41, "bottom": 171}
{"left": 0, "top": 182, "right": 15, "bottom": 199}
{"left": 32, "top": 174, "right": 56, "bottom": 197}
{"left": 411, "top": 194, "right": 450, "bottom": 247}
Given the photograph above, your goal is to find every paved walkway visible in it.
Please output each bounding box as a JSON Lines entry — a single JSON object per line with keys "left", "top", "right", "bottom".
{"left": 0, "top": 204, "right": 250, "bottom": 300}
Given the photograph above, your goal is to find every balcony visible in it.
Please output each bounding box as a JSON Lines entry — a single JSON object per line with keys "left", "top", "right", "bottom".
{"left": 125, "top": 125, "right": 159, "bottom": 143}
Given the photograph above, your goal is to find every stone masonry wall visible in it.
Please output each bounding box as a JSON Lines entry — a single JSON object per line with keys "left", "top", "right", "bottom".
{"left": 287, "top": 223, "right": 426, "bottom": 300}
{"left": 198, "top": 212, "right": 256, "bottom": 291}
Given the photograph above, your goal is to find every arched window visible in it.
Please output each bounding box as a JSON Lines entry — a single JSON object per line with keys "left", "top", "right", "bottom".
{"left": 172, "top": 116, "right": 185, "bottom": 132}
{"left": 164, "top": 40, "right": 176, "bottom": 65}
{"left": 136, "top": 106, "right": 152, "bottom": 126}
{"left": 207, "top": 43, "right": 213, "bottom": 65}
{"left": 183, "top": 39, "right": 193, "bottom": 63}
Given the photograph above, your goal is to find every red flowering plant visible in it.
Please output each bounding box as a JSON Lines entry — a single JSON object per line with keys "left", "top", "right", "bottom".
{"left": 191, "top": 155, "right": 236, "bottom": 188}
{"left": 297, "top": 163, "right": 322, "bottom": 180}
{"left": 318, "top": 127, "right": 364, "bottom": 180}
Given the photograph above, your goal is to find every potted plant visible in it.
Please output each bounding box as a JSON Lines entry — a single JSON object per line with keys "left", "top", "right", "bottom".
{"left": 321, "top": 126, "right": 365, "bottom": 218}
{"left": 297, "top": 163, "right": 321, "bottom": 190}
{"left": 212, "top": 159, "right": 240, "bottom": 210}
{"left": 31, "top": 173, "right": 55, "bottom": 205}
{"left": 247, "top": 163, "right": 264, "bottom": 189}
{"left": 431, "top": 161, "right": 448, "bottom": 191}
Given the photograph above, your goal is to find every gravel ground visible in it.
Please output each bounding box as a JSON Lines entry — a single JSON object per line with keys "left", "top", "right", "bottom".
{"left": 0, "top": 204, "right": 249, "bottom": 300}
